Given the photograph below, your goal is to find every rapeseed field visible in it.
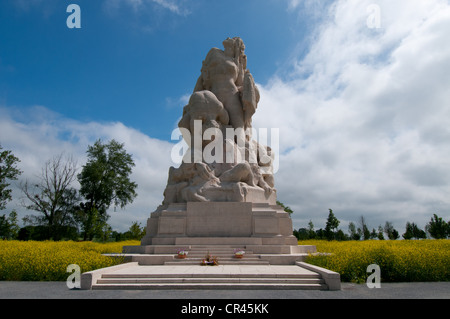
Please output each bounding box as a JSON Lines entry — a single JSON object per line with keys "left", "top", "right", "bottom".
{"left": 1, "top": 240, "right": 448, "bottom": 283}
{"left": 302, "top": 239, "right": 450, "bottom": 283}
{"left": 0, "top": 240, "right": 140, "bottom": 281}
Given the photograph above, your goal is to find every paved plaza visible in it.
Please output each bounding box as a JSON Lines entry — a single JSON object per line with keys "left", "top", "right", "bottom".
{"left": 1, "top": 280, "right": 448, "bottom": 299}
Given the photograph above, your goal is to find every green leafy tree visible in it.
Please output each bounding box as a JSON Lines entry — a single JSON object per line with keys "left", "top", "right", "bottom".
{"left": 384, "top": 221, "right": 400, "bottom": 240}
{"left": 324, "top": 209, "right": 340, "bottom": 241}
{"left": 0, "top": 145, "right": 22, "bottom": 210}
{"left": 77, "top": 139, "right": 138, "bottom": 240}
{"left": 277, "top": 201, "right": 293, "bottom": 216}
{"left": 124, "top": 221, "right": 146, "bottom": 240}
{"left": 358, "top": 215, "right": 371, "bottom": 240}
{"left": 335, "top": 229, "right": 348, "bottom": 241}
{"left": 74, "top": 203, "right": 108, "bottom": 241}
{"left": 307, "top": 220, "right": 316, "bottom": 239}
{"left": 348, "top": 222, "right": 361, "bottom": 240}
{"left": 425, "top": 214, "right": 449, "bottom": 239}
{"left": 403, "top": 222, "right": 426, "bottom": 240}
{"left": 0, "top": 210, "right": 20, "bottom": 239}
{"left": 377, "top": 225, "right": 385, "bottom": 240}
{"left": 98, "top": 223, "right": 113, "bottom": 242}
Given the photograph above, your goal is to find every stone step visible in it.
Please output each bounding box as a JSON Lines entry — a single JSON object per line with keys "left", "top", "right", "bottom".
{"left": 182, "top": 250, "right": 253, "bottom": 253}
{"left": 189, "top": 245, "right": 245, "bottom": 250}
{"left": 101, "top": 272, "right": 321, "bottom": 279}
{"left": 83, "top": 263, "right": 339, "bottom": 291}
{"left": 165, "top": 260, "right": 270, "bottom": 266}
{"left": 174, "top": 257, "right": 261, "bottom": 261}
{"left": 178, "top": 254, "right": 257, "bottom": 258}
{"left": 175, "top": 246, "right": 255, "bottom": 260}
{"left": 186, "top": 251, "right": 252, "bottom": 255}
{"left": 92, "top": 282, "right": 327, "bottom": 290}
{"left": 93, "top": 272, "right": 326, "bottom": 290}
{"left": 97, "top": 277, "right": 324, "bottom": 284}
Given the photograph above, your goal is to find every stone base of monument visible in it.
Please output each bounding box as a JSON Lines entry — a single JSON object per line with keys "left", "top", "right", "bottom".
{"left": 80, "top": 201, "right": 341, "bottom": 290}
{"left": 141, "top": 201, "right": 294, "bottom": 244}
{"left": 124, "top": 201, "right": 308, "bottom": 264}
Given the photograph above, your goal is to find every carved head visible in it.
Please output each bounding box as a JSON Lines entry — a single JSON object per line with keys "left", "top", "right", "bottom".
{"left": 223, "top": 37, "right": 245, "bottom": 60}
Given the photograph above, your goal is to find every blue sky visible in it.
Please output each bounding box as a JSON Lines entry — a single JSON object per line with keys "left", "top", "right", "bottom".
{"left": 1, "top": 0, "right": 450, "bottom": 233}
{"left": 0, "top": 0, "right": 307, "bottom": 140}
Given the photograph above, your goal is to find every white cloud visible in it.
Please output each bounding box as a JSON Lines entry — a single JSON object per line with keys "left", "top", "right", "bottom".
{"left": 104, "top": 0, "right": 191, "bottom": 16}
{"left": 151, "top": 0, "right": 188, "bottom": 15}
{"left": 254, "top": 0, "right": 450, "bottom": 232}
{"left": 0, "top": 105, "right": 174, "bottom": 232}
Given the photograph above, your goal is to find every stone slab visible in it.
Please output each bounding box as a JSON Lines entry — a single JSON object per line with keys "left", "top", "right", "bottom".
{"left": 81, "top": 263, "right": 339, "bottom": 291}
{"left": 296, "top": 262, "right": 341, "bottom": 291}
{"left": 141, "top": 202, "right": 296, "bottom": 245}
{"left": 186, "top": 202, "right": 252, "bottom": 237}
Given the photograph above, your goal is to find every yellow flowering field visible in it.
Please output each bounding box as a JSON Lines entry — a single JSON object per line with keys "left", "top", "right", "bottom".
{"left": 301, "top": 240, "right": 450, "bottom": 283}
{"left": 0, "top": 240, "right": 140, "bottom": 281}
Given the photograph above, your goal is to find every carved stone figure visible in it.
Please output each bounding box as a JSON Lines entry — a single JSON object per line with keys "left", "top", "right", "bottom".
{"left": 194, "top": 37, "right": 259, "bottom": 132}
{"left": 159, "top": 37, "right": 274, "bottom": 208}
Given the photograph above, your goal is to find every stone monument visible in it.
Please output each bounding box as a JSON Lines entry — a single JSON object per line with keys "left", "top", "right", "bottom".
{"left": 125, "top": 37, "right": 312, "bottom": 264}
{"left": 81, "top": 38, "right": 342, "bottom": 291}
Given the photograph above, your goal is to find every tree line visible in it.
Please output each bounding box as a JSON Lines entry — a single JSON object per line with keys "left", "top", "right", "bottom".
{"left": 0, "top": 141, "right": 143, "bottom": 241}
{"left": 3, "top": 141, "right": 449, "bottom": 242}
{"left": 293, "top": 209, "right": 450, "bottom": 241}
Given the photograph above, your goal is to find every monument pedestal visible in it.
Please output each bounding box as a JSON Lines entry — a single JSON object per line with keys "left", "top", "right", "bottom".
{"left": 142, "top": 201, "right": 295, "bottom": 244}
{"left": 124, "top": 200, "right": 315, "bottom": 265}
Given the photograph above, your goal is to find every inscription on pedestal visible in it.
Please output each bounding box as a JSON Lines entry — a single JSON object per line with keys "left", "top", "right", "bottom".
{"left": 186, "top": 202, "right": 252, "bottom": 237}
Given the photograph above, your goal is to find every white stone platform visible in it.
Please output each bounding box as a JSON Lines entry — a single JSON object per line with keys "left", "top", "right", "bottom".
{"left": 84, "top": 201, "right": 341, "bottom": 290}
{"left": 81, "top": 262, "right": 341, "bottom": 291}
{"left": 121, "top": 243, "right": 317, "bottom": 265}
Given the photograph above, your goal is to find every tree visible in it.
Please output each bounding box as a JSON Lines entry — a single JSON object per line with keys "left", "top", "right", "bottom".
{"left": 377, "top": 225, "right": 385, "bottom": 240}
{"left": 21, "top": 153, "right": 79, "bottom": 240}
{"left": 77, "top": 139, "right": 138, "bottom": 240}
{"left": 370, "top": 228, "right": 378, "bottom": 240}
{"left": 307, "top": 220, "right": 316, "bottom": 239}
{"left": 74, "top": 202, "right": 108, "bottom": 241}
{"left": 384, "top": 221, "right": 400, "bottom": 240}
{"left": 0, "top": 210, "right": 20, "bottom": 239}
{"left": 0, "top": 145, "right": 22, "bottom": 210}
{"left": 324, "top": 209, "right": 340, "bottom": 241}
{"left": 348, "top": 222, "right": 361, "bottom": 240}
{"left": 277, "top": 201, "right": 293, "bottom": 216}
{"left": 126, "top": 221, "right": 146, "bottom": 240}
{"left": 403, "top": 222, "right": 426, "bottom": 240}
{"left": 358, "top": 215, "right": 371, "bottom": 240}
{"left": 425, "top": 214, "right": 449, "bottom": 239}
{"left": 98, "top": 223, "right": 113, "bottom": 242}
{"left": 335, "top": 229, "right": 348, "bottom": 241}
{"left": 315, "top": 228, "right": 325, "bottom": 239}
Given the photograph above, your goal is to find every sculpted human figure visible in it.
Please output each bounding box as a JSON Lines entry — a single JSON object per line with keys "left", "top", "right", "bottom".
{"left": 178, "top": 90, "right": 229, "bottom": 151}
{"left": 161, "top": 89, "right": 258, "bottom": 204}
{"left": 194, "top": 37, "right": 259, "bottom": 134}
{"left": 160, "top": 37, "right": 275, "bottom": 206}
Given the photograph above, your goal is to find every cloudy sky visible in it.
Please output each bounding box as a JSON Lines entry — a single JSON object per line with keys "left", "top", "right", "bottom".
{"left": 1, "top": 0, "right": 449, "bottom": 234}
